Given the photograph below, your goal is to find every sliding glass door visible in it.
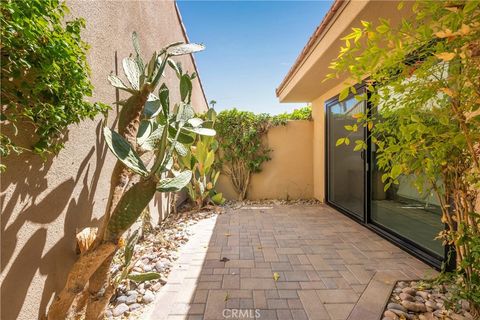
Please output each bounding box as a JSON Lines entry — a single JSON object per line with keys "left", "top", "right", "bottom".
{"left": 325, "top": 88, "right": 445, "bottom": 267}
{"left": 326, "top": 93, "right": 365, "bottom": 220}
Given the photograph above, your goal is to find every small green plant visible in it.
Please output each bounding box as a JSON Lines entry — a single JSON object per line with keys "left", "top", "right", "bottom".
{"left": 179, "top": 108, "right": 225, "bottom": 208}
{"left": 0, "top": 0, "right": 108, "bottom": 165}
{"left": 47, "top": 33, "right": 211, "bottom": 319}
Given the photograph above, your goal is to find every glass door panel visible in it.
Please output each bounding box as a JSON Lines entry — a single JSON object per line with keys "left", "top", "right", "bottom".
{"left": 327, "top": 95, "right": 365, "bottom": 220}
{"left": 370, "top": 147, "right": 444, "bottom": 256}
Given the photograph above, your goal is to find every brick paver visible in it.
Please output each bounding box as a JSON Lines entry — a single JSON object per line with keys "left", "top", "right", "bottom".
{"left": 144, "top": 204, "right": 437, "bottom": 320}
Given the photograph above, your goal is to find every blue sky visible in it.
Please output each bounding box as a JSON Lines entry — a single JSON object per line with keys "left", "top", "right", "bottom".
{"left": 177, "top": 1, "right": 333, "bottom": 114}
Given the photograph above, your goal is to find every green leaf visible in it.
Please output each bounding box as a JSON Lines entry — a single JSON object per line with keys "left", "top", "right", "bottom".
{"left": 127, "top": 272, "right": 161, "bottom": 282}
{"left": 339, "top": 87, "right": 350, "bottom": 101}
{"left": 107, "top": 74, "right": 136, "bottom": 93}
{"left": 144, "top": 94, "right": 162, "bottom": 118}
{"left": 103, "top": 127, "right": 148, "bottom": 176}
{"left": 188, "top": 118, "right": 204, "bottom": 127}
{"left": 464, "top": 0, "right": 478, "bottom": 13}
{"left": 139, "top": 125, "right": 164, "bottom": 151}
{"left": 167, "top": 58, "right": 182, "bottom": 77}
{"left": 336, "top": 138, "right": 345, "bottom": 146}
{"left": 172, "top": 140, "right": 188, "bottom": 157}
{"left": 125, "top": 230, "right": 140, "bottom": 266}
{"left": 137, "top": 120, "right": 154, "bottom": 146}
{"left": 184, "top": 127, "right": 216, "bottom": 136}
{"left": 159, "top": 84, "right": 169, "bottom": 116}
{"left": 168, "top": 126, "right": 195, "bottom": 144}
{"left": 180, "top": 74, "right": 192, "bottom": 102}
{"left": 391, "top": 164, "right": 402, "bottom": 179}
{"left": 167, "top": 43, "right": 205, "bottom": 56}
{"left": 157, "top": 170, "right": 192, "bottom": 192}
{"left": 376, "top": 24, "right": 389, "bottom": 34}
{"left": 123, "top": 57, "right": 140, "bottom": 90}
{"left": 211, "top": 193, "right": 225, "bottom": 205}
{"left": 176, "top": 103, "right": 195, "bottom": 124}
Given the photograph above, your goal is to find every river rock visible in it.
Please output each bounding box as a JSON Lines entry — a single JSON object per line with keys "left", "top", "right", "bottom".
{"left": 418, "top": 312, "right": 435, "bottom": 320}
{"left": 389, "top": 308, "right": 412, "bottom": 319}
{"left": 126, "top": 293, "right": 138, "bottom": 305}
{"left": 143, "top": 290, "right": 155, "bottom": 304}
{"left": 129, "top": 303, "right": 141, "bottom": 311}
{"left": 402, "top": 301, "right": 427, "bottom": 312}
{"left": 383, "top": 310, "right": 399, "bottom": 319}
{"left": 113, "top": 303, "right": 129, "bottom": 317}
{"left": 417, "top": 291, "right": 429, "bottom": 300}
{"left": 400, "top": 293, "right": 415, "bottom": 302}
{"left": 425, "top": 300, "right": 437, "bottom": 311}
{"left": 387, "top": 303, "right": 407, "bottom": 312}
{"left": 402, "top": 287, "right": 416, "bottom": 296}
{"left": 116, "top": 295, "right": 127, "bottom": 304}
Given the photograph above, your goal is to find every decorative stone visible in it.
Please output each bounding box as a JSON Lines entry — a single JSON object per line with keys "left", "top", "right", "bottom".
{"left": 116, "top": 295, "right": 127, "bottom": 304}
{"left": 417, "top": 291, "right": 429, "bottom": 300}
{"left": 151, "top": 281, "right": 163, "bottom": 292}
{"left": 129, "top": 303, "right": 141, "bottom": 311}
{"left": 460, "top": 299, "right": 470, "bottom": 312}
{"left": 402, "top": 287, "right": 416, "bottom": 296}
{"left": 402, "top": 301, "right": 427, "bottom": 313}
{"left": 112, "top": 303, "right": 129, "bottom": 317}
{"left": 155, "top": 261, "right": 165, "bottom": 271}
{"left": 418, "top": 312, "right": 435, "bottom": 320}
{"left": 400, "top": 293, "right": 415, "bottom": 302}
{"left": 383, "top": 310, "right": 399, "bottom": 319}
{"left": 389, "top": 308, "right": 411, "bottom": 319}
{"left": 143, "top": 264, "right": 153, "bottom": 272}
{"left": 142, "top": 290, "right": 155, "bottom": 304}
{"left": 425, "top": 300, "right": 437, "bottom": 311}
{"left": 126, "top": 293, "right": 138, "bottom": 305}
{"left": 387, "top": 303, "right": 407, "bottom": 312}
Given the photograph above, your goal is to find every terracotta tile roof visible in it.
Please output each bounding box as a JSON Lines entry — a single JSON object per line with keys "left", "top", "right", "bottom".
{"left": 276, "top": 0, "right": 345, "bottom": 97}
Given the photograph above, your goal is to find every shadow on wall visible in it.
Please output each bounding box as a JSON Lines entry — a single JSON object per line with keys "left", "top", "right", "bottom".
{"left": 0, "top": 122, "right": 109, "bottom": 319}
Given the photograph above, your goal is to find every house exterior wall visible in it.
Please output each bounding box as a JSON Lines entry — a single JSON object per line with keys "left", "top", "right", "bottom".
{"left": 0, "top": 1, "right": 207, "bottom": 319}
{"left": 217, "top": 120, "right": 314, "bottom": 200}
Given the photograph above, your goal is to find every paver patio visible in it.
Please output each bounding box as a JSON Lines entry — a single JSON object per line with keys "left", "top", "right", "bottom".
{"left": 143, "top": 204, "right": 437, "bottom": 320}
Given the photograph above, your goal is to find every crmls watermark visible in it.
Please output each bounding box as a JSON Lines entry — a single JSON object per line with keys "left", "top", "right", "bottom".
{"left": 222, "top": 308, "right": 261, "bottom": 319}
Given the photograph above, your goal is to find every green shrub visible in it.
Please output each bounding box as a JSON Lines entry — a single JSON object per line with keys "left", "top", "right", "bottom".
{"left": 215, "top": 106, "right": 310, "bottom": 200}
{"left": 0, "top": 0, "right": 108, "bottom": 164}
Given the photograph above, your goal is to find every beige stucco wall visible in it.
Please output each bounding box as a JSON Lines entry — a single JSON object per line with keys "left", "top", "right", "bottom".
{"left": 217, "top": 120, "right": 314, "bottom": 200}
{"left": 0, "top": 1, "right": 207, "bottom": 319}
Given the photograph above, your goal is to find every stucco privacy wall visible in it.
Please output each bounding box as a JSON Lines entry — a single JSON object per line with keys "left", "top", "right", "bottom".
{"left": 217, "top": 120, "right": 314, "bottom": 200}
{"left": 0, "top": 1, "right": 207, "bottom": 319}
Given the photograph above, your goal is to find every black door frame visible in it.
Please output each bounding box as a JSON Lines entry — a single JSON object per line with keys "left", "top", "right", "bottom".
{"left": 325, "top": 84, "right": 367, "bottom": 224}
{"left": 324, "top": 86, "right": 447, "bottom": 270}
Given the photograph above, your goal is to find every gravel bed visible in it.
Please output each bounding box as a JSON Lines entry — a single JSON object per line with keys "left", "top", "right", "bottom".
{"left": 105, "top": 205, "right": 223, "bottom": 319}
{"left": 383, "top": 280, "right": 474, "bottom": 320}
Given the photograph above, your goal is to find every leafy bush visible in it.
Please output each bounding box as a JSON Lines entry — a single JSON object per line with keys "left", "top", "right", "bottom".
{"left": 328, "top": 0, "right": 480, "bottom": 314}
{"left": 271, "top": 105, "right": 312, "bottom": 126}
{"left": 0, "top": 0, "right": 107, "bottom": 163}
{"left": 215, "top": 106, "right": 310, "bottom": 200}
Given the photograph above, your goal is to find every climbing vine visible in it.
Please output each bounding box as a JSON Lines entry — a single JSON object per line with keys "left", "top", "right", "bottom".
{"left": 0, "top": 0, "right": 108, "bottom": 166}
{"left": 215, "top": 106, "right": 311, "bottom": 200}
